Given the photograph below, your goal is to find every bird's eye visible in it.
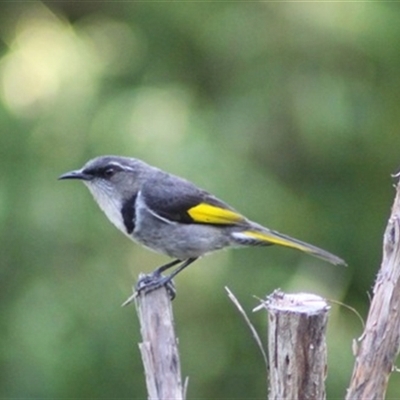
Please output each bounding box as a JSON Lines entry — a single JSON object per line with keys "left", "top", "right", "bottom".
{"left": 103, "top": 167, "right": 116, "bottom": 179}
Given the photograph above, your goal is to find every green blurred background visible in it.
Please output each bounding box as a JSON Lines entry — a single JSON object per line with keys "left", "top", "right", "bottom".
{"left": 1, "top": 1, "right": 399, "bottom": 398}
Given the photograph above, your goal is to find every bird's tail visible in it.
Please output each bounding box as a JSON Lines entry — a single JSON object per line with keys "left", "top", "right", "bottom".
{"left": 231, "top": 226, "right": 346, "bottom": 266}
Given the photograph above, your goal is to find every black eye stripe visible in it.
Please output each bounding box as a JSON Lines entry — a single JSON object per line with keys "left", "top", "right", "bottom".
{"left": 84, "top": 163, "right": 124, "bottom": 179}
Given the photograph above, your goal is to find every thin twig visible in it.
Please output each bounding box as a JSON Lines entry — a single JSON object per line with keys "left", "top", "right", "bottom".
{"left": 225, "top": 286, "right": 269, "bottom": 372}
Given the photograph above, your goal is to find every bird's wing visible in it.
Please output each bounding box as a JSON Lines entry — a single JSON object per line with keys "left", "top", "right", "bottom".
{"left": 141, "top": 172, "right": 247, "bottom": 226}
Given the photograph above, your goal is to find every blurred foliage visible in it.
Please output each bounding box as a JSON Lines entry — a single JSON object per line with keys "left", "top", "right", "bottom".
{"left": 1, "top": 1, "right": 400, "bottom": 398}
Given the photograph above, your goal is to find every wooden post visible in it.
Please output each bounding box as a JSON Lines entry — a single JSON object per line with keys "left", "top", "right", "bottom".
{"left": 346, "top": 178, "right": 400, "bottom": 399}
{"left": 134, "top": 279, "right": 184, "bottom": 400}
{"left": 263, "top": 291, "right": 329, "bottom": 400}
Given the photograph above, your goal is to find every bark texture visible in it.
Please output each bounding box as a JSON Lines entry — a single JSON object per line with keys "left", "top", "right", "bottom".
{"left": 266, "top": 291, "right": 329, "bottom": 400}
{"left": 346, "top": 180, "right": 400, "bottom": 400}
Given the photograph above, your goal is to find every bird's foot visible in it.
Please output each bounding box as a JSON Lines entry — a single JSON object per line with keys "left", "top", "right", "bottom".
{"left": 121, "top": 273, "right": 176, "bottom": 307}
{"left": 136, "top": 273, "right": 176, "bottom": 299}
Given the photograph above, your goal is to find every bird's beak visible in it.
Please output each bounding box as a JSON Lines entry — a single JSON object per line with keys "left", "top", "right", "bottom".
{"left": 58, "top": 169, "right": 92, "bottom": 181}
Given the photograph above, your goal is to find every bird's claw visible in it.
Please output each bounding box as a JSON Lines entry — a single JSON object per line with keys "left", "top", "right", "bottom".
{"left": 136, "top": 273, "right": 176, "bottom": 300}
{"left": 121, "top": 273, "right": 176, "bottom": 307}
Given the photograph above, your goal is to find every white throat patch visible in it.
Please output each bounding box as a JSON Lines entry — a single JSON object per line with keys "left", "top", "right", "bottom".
{"left": 84, "top": 181, "right": 126, "bottom": 234}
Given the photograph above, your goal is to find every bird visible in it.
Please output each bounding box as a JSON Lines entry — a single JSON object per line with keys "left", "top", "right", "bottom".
{"left": 59, "top": 155, "right": 346, "bottom": 299}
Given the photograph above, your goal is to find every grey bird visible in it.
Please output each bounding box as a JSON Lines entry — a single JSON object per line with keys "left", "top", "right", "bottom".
{"left": 59, "top": 155, "right": 346, "bottom": 298}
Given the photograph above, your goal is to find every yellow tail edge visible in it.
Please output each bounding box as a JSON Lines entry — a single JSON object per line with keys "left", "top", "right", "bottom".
{"left": 243, "top": 229, "right": 346, "bottom": 266}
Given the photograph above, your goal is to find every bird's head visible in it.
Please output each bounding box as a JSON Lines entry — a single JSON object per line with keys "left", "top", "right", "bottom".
{"left": 59, "top": 156, "right": 147, "bottom": 232}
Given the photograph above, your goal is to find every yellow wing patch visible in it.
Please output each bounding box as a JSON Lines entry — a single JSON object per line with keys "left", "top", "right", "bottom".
{"left": 187, "top": 203, "right": 245, "bottom": 225}
{"left": 243, "top": 230, "right": 311, "bottom": 252}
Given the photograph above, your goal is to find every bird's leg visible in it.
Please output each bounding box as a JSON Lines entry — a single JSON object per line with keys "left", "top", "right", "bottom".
{"left": 122, "top": 259, "right": 180, "bottom": 306}
{"left": 134, "top": 259, "right": 181, "bottom": 300}
{"left": 150, "top": 257, "right": 198, "bottom": 299}
{"left": 136, "top": 258, "right": 198, "bottom": 300}
{"left": 155, "top": 258, "right": 183, "bottom": 275}
{"left": 122, "top": 258, "right": 198, "bottom": 306}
